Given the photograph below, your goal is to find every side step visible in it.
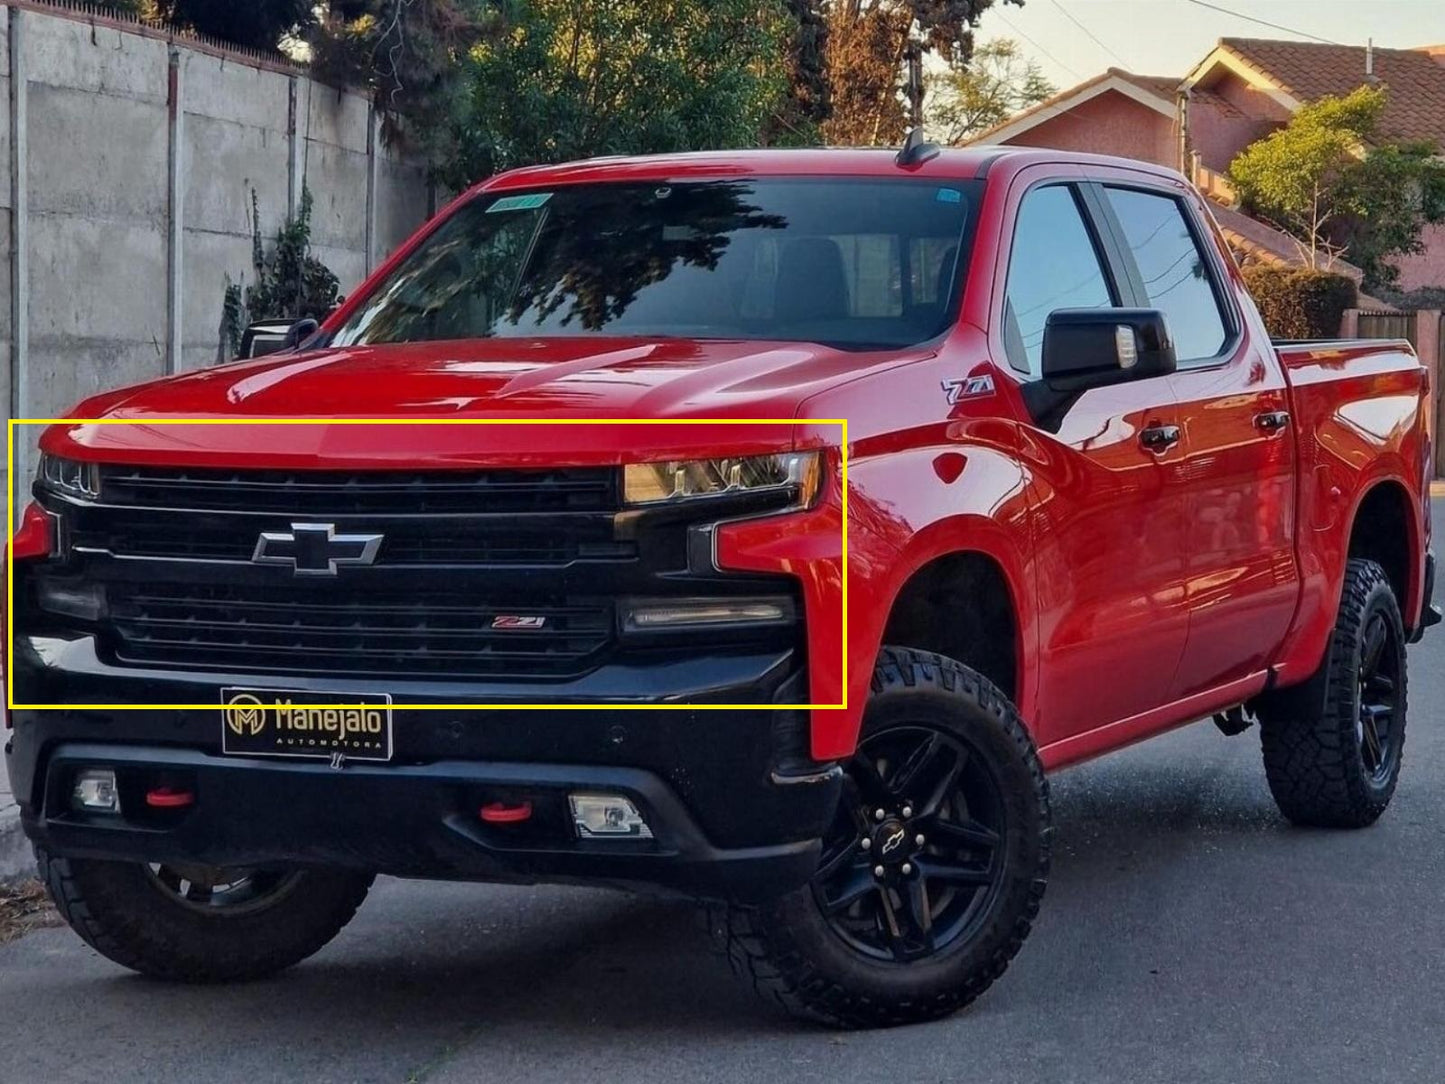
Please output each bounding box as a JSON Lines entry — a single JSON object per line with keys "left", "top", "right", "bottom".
{"left": 1211, "top": 705, "right": 1255, "bottom": 737}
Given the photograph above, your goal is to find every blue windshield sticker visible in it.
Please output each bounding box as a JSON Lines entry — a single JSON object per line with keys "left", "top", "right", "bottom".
{"left": 936, "top": 187, "right": 962, "bottom": 204}
{"left": 487, "top": 193, "right": 552, "bottom": 213}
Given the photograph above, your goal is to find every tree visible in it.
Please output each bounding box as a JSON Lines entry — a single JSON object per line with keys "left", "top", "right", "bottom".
{"left": 1230, "top": 85, "right": 1445, "bottom": 289}
{"left": 309, "top": 1, "right": 498, "bottom": 148}
{"left": 422, "top": 0, "right": 791, "bottom": 191}
{"left": 150, "top": 0, "right": 315, "bottom": 50}
{"left": 819, "top": 0, "right": 1023, "bottom": 146}
{"left": 1337, "top": 140, "right": 1445, "bottom": 289}
{"left": 764, "top": 0, "right": 831, "bottom": 144}
{"left": 926, "top": 37, "right": 1053, "bottom": 144}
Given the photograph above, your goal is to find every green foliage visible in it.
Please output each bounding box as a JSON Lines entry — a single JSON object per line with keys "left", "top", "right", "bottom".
{"left": 220, "top": 277, "right": 245, "bottom": 358}
{"left": 1230, "top": 85, "right": 1445, "bottom": 290}
{"left": 218, "top": 188, "right": 340, "bottom": 358}
{"left": 1242, "top": 265, "right": 1358, "bottom": 339}
{"left": 424, "top": 0, "right": 792, "bottom": 191}
{"left": 926, "top": 38, "right": 1054, "bottom": 144}
{"left": 150, "top": 0, "right": 315, "bottom": 49}
{"left": 217, "top": 188, "right": 339, "bottom": 358}
{"left": 1371, "top": 284, "right": 1445, "bottom": 311}
{"left": 309, "top": 1, "right": 497, "bottom": 150}
{"left": 1336, "top": 140, "right": 1445, "bottom": 289}
{"left": 217, "top": 189, "right": 341, "bottom": 358}
{"left": 244, "top": 187, "right": 341, "bottom": 323}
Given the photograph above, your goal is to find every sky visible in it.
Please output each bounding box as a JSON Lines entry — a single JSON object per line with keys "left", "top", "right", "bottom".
{"left": 973, "top": 0, "right": 1445, "bottom": 90}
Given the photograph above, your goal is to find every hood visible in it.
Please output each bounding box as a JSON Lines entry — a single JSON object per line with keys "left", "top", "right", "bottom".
{"left": 46, "top": 337, "right": 916, "bottom": 467}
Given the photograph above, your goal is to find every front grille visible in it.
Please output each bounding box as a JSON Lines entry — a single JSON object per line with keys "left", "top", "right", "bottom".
{"left": 53, "top": 464, "right": 637, "bottom": 679}
{"left": 70, "top": 517, "right": 635, "bottom": 566}
{"left": 106, "top": 583, "right": 614, "bottom": 678}
{"left": 99, "top": 465, "right": 618, "bottom": 514}
{"left": 35, "top": 463, "right": 795, "bottom": 684}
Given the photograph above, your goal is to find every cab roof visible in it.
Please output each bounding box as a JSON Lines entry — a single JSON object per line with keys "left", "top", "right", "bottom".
{"left": 476, "top": 146, "right": 1188, "bottom": 194}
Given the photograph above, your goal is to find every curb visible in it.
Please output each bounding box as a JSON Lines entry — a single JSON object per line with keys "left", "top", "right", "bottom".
{"left": 0, "top": 807, "right": 33, "bottom": 884}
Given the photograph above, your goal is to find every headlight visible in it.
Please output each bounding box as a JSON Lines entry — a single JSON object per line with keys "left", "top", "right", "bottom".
{"left": 37, "top": 454, "right": 100, "bottom": 500}
{"left": 623, "top": 451, "right": 822, "bottom": 508}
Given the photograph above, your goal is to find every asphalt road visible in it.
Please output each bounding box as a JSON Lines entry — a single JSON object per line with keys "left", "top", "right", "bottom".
{"left": 2, "top": 515, "right": 1442, "bottom": 1084}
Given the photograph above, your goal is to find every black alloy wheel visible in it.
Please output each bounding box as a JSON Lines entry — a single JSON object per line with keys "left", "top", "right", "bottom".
{"left": 1356, "top": 610, "right": 1403, "bottom": 785}
{"left": 814, "top": 725, "right": 1006, "bottom": 963}
{"left": 1259, "top": 557, "right": 1409, "bottom": 828}
{"left": 710, "top": 648, "right": 1050, "bottom": 1029}
{"left": 144, "top": 863, "right": 305, "bottom": 916}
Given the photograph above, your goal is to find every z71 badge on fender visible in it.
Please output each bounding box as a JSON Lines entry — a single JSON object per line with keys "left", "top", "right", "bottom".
{"left": 942, "top": 374, "right": 994, "bottom": 404}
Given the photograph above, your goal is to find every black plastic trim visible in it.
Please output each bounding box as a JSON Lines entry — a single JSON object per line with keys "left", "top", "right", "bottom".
{"left": 23, "top": 743, "right": 836, "bottom": 901}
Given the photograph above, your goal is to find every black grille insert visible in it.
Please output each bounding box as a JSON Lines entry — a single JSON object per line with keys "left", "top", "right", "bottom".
{"left": 99, "top": 465, "right": 619, "bottom": 515}
{"left": 106, "top": 583, "right": 614, "bottom": 679}
{"left": 69, "top": 516, "right": 635, "bottom": 566}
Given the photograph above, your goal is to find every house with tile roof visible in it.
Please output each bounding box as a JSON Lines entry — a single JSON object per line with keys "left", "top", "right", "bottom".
{"left": 969, "top": 37, "right": 1445, "bottom": 295}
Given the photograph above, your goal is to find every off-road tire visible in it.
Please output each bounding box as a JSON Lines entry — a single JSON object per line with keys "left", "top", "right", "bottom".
{"left": 35, "top": 846, "right": 373, "bottom": 982}
{"left": 1260, "top": 558, "right": 1408, "bottom": 828}
{"left": 710, "top": 647, "right": 1050, "bottom": 1028}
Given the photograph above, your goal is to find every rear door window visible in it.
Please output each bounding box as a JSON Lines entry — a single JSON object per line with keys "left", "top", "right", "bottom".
{"left": 1104, "top": 187, "right": 1229, "bottom": 364}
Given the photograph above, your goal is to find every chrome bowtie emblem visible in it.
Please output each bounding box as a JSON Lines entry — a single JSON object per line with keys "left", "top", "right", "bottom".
{"left": 880, "top": 827, "right": 907, "bottom": 855}
{"left": 252, "top": 522, "right": 383, "bottom": 576}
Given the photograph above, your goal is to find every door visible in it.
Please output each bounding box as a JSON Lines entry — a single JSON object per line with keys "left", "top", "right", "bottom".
{"left": 999, "top": 180, "right": 1191, "bottom": 745}
{"left": 1098, "top": 183, "right": 1298, "bottom": 696}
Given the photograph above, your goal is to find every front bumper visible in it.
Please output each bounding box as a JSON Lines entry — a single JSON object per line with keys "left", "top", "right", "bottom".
{"left": 19, "top": 744, "right": 837, "bottom": 902}
{"left": 6, "top": 636, "right": 842, "bottom": 902}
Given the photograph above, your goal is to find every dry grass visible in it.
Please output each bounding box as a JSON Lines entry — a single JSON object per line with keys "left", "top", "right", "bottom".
{"left": 0, "top": 879, "right": 61, "bottom": 944}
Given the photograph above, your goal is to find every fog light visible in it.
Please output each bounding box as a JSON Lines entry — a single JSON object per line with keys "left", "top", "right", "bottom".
{"left": 569, "top": 793, "right": 653, "bottom": 839}
{"left": 72, "top": 769, "right": 119, "bottom": 813}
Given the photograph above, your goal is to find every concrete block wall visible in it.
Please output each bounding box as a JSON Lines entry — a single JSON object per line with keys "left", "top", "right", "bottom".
{"left": 177, "top": 47, "right": 293, "bottom": 372}
{"left": 4, "top": 1, "right": 435, "bottom": 515}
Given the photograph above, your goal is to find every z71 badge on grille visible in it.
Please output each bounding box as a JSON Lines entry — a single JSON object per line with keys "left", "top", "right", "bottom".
{"left": 491, "top": 615, "right": 547, "bottom": 629}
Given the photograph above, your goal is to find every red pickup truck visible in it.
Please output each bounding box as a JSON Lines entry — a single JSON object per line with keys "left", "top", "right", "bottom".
{"left": 6, "top": 145, "right": 1437, "bottom": 1028}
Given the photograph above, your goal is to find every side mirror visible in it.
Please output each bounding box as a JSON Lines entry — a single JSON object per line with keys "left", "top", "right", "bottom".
{"left": 283, "top": 317, "right": 320, "bottom": 351}
{"left": 1041, "top": 308, "right": 1176, "bottom": 381}
{"left": 1024, "top": 308, "right": 1176, "bottom": 431}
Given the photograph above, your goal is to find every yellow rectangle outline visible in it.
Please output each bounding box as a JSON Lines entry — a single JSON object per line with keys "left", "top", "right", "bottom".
{"left": 8, "top": 416, "right": 848, "bottom": 712}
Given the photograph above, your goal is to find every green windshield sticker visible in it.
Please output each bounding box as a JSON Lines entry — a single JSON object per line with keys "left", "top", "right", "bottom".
{"left": 487, "top": 192, "right": 552, "bottom": 213}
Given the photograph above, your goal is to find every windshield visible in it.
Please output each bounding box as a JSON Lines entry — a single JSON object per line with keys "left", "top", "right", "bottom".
{"left": 329, "top": 178, "right": 979, "bottom": 351}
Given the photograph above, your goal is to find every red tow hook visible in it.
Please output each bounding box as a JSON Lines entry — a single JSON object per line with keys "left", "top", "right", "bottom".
{"left": 479, "top": 801, "right": 533, "bottom": 824}
{"left": 144, "top": 786, "right": 196, "bottom": 809}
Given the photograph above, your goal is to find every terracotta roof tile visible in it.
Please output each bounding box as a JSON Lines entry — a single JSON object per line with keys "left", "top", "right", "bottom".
{"left": 1220, "top": 37, "right": 1445, "bottom": 145}
{"left": 1110, "top": 70, "right": 1183, "bottom": 100}
{"left": 1211, "top": 203, "right": 1365, "bottom": 281}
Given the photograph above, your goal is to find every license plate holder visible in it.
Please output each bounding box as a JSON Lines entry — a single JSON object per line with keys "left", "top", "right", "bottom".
{"left": 220, "top": 687, "right": 393, "bottom": 762}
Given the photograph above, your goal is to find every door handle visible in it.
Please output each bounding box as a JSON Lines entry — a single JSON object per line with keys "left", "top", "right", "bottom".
{"left": 1140, "top": 424, "right": 1181, "bottom": 453}
{"left": 1254, "top": 410, "right": 1291, "bottom": 433}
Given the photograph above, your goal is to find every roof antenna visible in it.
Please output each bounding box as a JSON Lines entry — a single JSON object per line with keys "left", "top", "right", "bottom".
{"left": 896, "top": 126, "right": 940, "bottom": 167}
